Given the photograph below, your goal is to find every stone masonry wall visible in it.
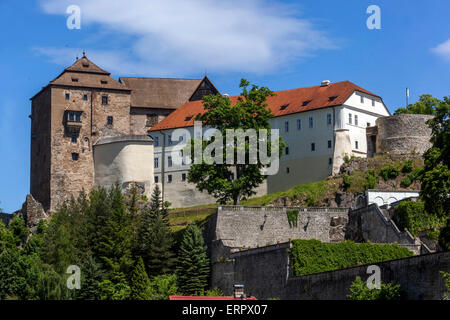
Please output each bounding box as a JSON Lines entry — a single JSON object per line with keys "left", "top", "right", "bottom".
{"left": 220, "top": 245, "right": 450, "bottom": 300}
{"left": 376, "top": 114, "right": 433, "bottom": 155}
{"left": 210, "top": 206, "right": 349, "bottom": 261}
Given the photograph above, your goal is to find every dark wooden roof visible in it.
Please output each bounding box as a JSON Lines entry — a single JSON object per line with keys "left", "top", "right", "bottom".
{"left": 119, "top": 77, "right": 204, "bottom": 109}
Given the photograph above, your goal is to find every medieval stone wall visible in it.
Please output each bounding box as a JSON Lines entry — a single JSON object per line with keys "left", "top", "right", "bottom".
{"left": 375, "top": 114, "right": 433, "bottom": 155}
{"left": 219, "top": 245, "right": 449, "bottom": 299}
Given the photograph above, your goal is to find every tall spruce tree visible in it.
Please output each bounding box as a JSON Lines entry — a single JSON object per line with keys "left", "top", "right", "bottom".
{"left": 77, "top": 255, "right": 105, "bottom": 300}
{"left": 129, "top": 256, "right": 151, "bottom": 300}
{"left": 176, "top": 224, "right": 210, "bottom": 295}
{"left": 136, "top": 185, "right": 176, "bottom": 277}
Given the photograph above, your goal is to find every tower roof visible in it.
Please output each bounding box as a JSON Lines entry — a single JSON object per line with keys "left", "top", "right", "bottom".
{"left": 64, "top": 55, "right": 111, "bottom": 75}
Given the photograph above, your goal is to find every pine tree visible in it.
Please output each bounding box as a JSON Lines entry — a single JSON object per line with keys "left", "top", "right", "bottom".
{"left": 77, "top": 255, "right": 105, "bottom": 300}
{"left": 130, "top": 257, "right": 151, "bottom": 300}
{"left": 136, "top": 185, "right": 176, "bottom": 277}
{"left": 176, "top": 224, "right": 210, "bottom": 295}
{"left": 97, "top": 183, "right": 134, "bottom": 282}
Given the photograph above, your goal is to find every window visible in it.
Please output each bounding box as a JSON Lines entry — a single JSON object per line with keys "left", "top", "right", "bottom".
{"left": 168, "top": 134, "right": 172, "bottom": 145}
{"left": 309, "top": 117, "right": 314, "bottom": 128}
{"left": 102, "top": 96, "right": 108, "bottom": 105}
{"left": 355, "top": 141, "right": 359, "bottom": 149}
{"left": 285, "top": 121, "right": 289, "bottom": 132}
{"left": 327, "top": 113, "right": 332, "bottom": 125}
{"left": 285, "top": 147, "right": 289, "bottom": 155}
{"left": 182, "top": 173, "right": 186, "bottom": 182}
{"left": 297, "top": 119, "right": 301, "bottom": 130}
{"left": 181, "top": 150, "right": 186, "bottom": 165}
{"left": 71, "top": 78, "right": 78, "bottom": 82}
{"left": 311, "top": 143, "right": 315, "bottom": 151}
{"left": 302, "top": 100, "right": 311, "bottom": 106}
{"left": 349, "top": 113, "right": 352, "bottom": 125}
{"left": 230, "top": 173, "right": 235, "bottom": 180}
{"left": 71, "top": 133, "right": 78, "bottom": 143}
{"left": 168, "top": 156, "right": 172, "bottom": 167}
{"left": 168, "top": 175, "right": 172, "bottom": 183}
{"left": 355, "top": 115, "right": 358, "bottom": 126}
{"left": 367, "top": 122, "right": 371, "bottom": 127}
{"left": 107, "top": 116, "right": 113, "bottom": 125}
{"left": 280, "top": 103, "right": 289, "bottom": 110}
{"left": 82, "top": 62, "right": 89, "bottom": 68}
{"left": 328, "top": 96, "right": 337, "bottom": 102}
{"left": 286, "top": 167, "right": 290, "bottom": 174}
{"left": 328, "top": 140, "right": 332, "bottom": 148}
{"left": 83, "top": 94, "right": 88, "bottom": 101}
{"left": 65, "top": 93, "right": 70, "bottom": 100}
{"left": 154, "top": 136, "right": 159, "bottom": 147}
{"left": 67, "top": 111, "right": 82, "bottom": 122}
{"left": 101, "top": 80, "right": 108, "bottom": 84}
{"left": 372, "top": 99, "right": 375, "bottom": 107}
{"left": 71, "top": 153, "right": 79, "bottom": 161}
{"left": 154, "top": 176, "right": 159, "bottom": 183}
{"left": 360, "top": 96, "right": 364, "bottom": 104}
{"left": 154, "top": 157, "right": 159, "bottom": 168}
{"left": 328, "top": 158, "right": 332, "bottom": 165}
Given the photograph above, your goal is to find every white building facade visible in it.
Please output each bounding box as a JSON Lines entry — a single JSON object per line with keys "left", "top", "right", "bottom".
{"left": 149, "top": 81, "right": 390, "bottom": 207}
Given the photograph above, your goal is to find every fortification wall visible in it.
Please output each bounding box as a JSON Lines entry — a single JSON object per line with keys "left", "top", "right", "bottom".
{"left": 210, "top": 206, "right": 349, "bottom": 260}
{"left": 376, "top": 114, "right": 433, "bottom": 155}
{"left": 221, "top": 246, "right": 450, "bottom": 300}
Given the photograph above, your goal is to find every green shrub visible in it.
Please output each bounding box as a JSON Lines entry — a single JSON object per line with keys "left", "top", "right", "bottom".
{"left": 289, "top": 239, "right": 413, "bottom": 276}
{"left": 342, "top": 174, "right": 352, "bottom": 191}
{"left": 394, "top": 200, "right": 446, "bottom": 236}
{"left": 344, "top": 154, "right": 350, "bottom": 163}
{"left": 439, "top": 220, "right": 450, "bottom": 251}
{"left": 426, "top": 230, "right": 440, "bottom": 240}
{"left": 400, "top": 176, "right": 412, "bottom": 188}
{"left": 347, "top": 276, "right": 403, "bottom": 300}
{"left": 365, "top": 170, "right": 377, "bottom": 190}
{"left": 402, "top": 159, "right": 413, "bottom": 173}
{"left": 379, "top": 165, "right": 399, "bottom": 181}
{"left": 286, "top": 209, "right": 299, "bottom": 228}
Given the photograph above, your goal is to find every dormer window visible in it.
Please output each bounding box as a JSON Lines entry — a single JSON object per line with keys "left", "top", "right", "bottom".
{"left": 280, "top": 103, "right": 289, "bottom": 110}
{"left": 101, "top": 80, "right": 108, "bottom": 84}
{"left": 302, "top": 100, "right": 312, "bottom": 106}
{"left": 185, "top": 115, "right": 193, "bottom": 121}
{"left": 328, "top": 96, "right": 338, "bottom": 102}
{"left": 82, "top": 63, "right": 89, "bottom": 68}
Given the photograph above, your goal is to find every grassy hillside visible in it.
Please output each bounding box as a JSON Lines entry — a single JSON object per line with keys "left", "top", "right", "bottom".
{"left": 168, "top": 154, "right": 425, "bottom": 234}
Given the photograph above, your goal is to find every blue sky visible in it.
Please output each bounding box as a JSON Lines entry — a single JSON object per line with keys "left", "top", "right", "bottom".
{"left": 0, "top": 0, "right": 449, "bottom": 213}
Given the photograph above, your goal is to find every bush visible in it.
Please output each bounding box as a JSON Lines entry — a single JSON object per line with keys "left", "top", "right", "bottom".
{"left": 342, "top": 174, "right": 352, "bottom": 191}
{"left": 379, "top": 165, "right": 399, "bottom": 181}
{"left": 289, "top": 239, "right": 413, "bottom": 276}
{"left": 393, "top": 200, "right": 445, "bottom": 236}
{"left": 365, "top": 170, "right": 377, "bottom": 190}
{"left": 148, "top": 274, "right": 179, "bottom": 300}
{"left": 400, "top": 176, "right": 412, "bottom": 188}
{"left": 286, "top": 209, "right": 299, "bottom": 228}
{"left": 347, "top": 276, "right": 403, "bottom": 300}
{"left": 402, "top": 159, "right": 413, "bottom": 173}
{"left": 439, "top": 220, "right": 450, "bottom": 251}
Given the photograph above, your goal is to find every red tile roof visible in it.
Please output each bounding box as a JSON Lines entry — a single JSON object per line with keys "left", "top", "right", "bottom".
{"left": 149, "top": 81, "right": 381, "bottom": 132}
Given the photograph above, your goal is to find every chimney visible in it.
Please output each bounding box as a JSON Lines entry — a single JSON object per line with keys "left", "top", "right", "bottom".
{"left": 233, "top": 284, "right": 245, "bottom": 299}
{"left": 321, "top": 80, "right": 331, "bottom": 87}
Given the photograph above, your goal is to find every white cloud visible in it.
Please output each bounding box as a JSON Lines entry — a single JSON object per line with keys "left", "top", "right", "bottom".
{"left": 431, "top": 39, "right": 450, "bottom": 61}
{"left": 37, "top": 0, "right": 336, "bottom": 75}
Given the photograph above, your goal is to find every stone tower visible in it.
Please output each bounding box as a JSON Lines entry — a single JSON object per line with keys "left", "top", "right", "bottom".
{"left": 30, "top": 55, "right": 132, "bottom": 212}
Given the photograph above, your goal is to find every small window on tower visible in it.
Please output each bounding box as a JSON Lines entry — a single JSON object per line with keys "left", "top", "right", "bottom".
{"left": 168, "top": 175, "right": 173, "bottom": 183}
{"left": 355, "top": 141, "right": 359, "bottom": 149}
{"left": 101, "top": 80, "right": 108, "bottom": 84}
{"left": 154, "top": 176, "right": 159, "bottom": 183}
{"left": 311, "top": 143, "right": 316, "bottom": 151}
{"left": 83, "top": 94, "right": 88, "bottom": 101}
{"left": 107, "top": 116, "right": 113, "bottom": 125}
{"left": 285, "top": 147, "right": 289, "bottom": 155}
{"left": 328, "top": 140, "right": 332, "bottom": 148}
{"left": 65, "top": 93, "right": 70, "bottom": 100}
{"left": 72, "top": 153, "right": 79, "bottom": 161}
{"left": 82, "top": 62, "right": 89, "bottom": 68}
{"left": 182, "top": 173, "right": 186, "bottom": 182}
{"left": 102, "top": 96, "right": 108, "bottom": 105}
{"left": 71, "top": 133, "right": 77, "bottom": 143}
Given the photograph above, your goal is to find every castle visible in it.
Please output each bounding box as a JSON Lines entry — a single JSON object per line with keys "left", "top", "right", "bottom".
{"left": 30, "top": 56, "right": 432, "bottom": 211}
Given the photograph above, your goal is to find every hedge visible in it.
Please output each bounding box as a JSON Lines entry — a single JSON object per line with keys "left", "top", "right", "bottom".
{"left": 289, "top": 239, "right": 413, "bottom": 276}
